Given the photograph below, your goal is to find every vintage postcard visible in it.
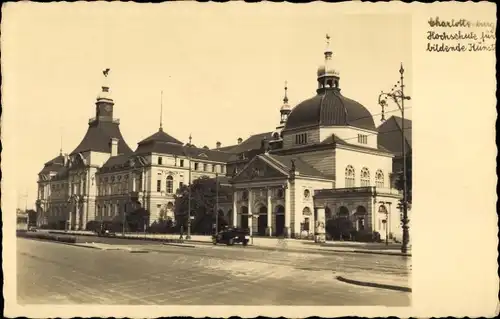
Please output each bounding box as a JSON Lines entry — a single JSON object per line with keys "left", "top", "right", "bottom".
{"left": 1, "top": 1, "right": 497, "bottom": 318}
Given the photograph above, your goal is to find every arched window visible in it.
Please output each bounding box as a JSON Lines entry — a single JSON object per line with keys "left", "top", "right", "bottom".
{"left": 375, "top": 169, "right": 384, "bottom": 188}
{"left": 166, "top": 176, "right": 174, "bottom": 194}
{"left": 345, "top": 165, "right": 355, "bottom": 187}
{"left": 360, "top": 167, "right": 370, "bottom": 187}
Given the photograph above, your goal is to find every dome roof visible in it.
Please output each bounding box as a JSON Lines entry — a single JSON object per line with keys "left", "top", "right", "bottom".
{"left": 283, "top": 90, "right": 376, "bottom": 131}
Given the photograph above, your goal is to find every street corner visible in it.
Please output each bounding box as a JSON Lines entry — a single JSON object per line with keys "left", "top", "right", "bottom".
{"left": 335, "top": 275, "right": 412, "bottom": 293}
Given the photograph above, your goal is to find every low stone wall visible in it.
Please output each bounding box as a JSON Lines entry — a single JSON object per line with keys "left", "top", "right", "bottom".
{"left": 17, "top": 231, "right": 78, "bottom": 243}
{"left": 48, "top": 230, "right": 186, "bottom": 244}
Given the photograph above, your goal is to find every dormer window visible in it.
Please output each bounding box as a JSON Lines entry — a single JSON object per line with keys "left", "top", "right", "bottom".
{"left": 357, "top": 134, "right": 368, "bottom": 144}
{"left": 295, "top": 133, "right": 308, "bottom": 145}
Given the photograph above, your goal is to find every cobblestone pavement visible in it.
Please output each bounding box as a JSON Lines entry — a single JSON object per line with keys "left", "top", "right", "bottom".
{"left": 17, "top": 238, "right": 411, "bottom": 306}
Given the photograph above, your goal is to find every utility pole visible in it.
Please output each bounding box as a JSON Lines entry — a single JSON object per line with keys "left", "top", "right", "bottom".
{"left": 378, "top": 63, "right": 411, "bottom": 254}
{"left": 215, "top": 172, "right": 219, "bottom": 234}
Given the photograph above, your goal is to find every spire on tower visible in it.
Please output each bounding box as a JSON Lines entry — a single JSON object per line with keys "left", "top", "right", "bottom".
{"left": 60, "top": 128, "right": 63, "bottom": 155}
{"left": 159, "top": 90, "right": 164, "bottom": 132}
{"left": 283, "top": 80, "right": 289, "bottom": 104}
{"left": 189, "top": 133, "right": 192, "bottom": 145}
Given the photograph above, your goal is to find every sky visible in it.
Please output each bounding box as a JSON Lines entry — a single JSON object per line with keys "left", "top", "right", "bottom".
{"left": 3, "top": 3, "right": 412, "bottom": 208}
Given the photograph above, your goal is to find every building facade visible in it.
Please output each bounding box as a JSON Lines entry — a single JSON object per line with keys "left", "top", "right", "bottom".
{"left": 36, "top": 36, "right": 411, "bottom": 242}
{"left": 36, "top": 74, "right": 232, "bottom": 230}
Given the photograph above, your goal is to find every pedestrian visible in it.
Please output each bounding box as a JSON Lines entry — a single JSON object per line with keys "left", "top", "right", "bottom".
{"left": 180, "top": 225, "right": 184, "bottom": 240}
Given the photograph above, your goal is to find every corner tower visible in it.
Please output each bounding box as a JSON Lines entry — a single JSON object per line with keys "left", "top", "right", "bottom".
{"left": 71, "top": 69, "right": 133, "bottom": 157}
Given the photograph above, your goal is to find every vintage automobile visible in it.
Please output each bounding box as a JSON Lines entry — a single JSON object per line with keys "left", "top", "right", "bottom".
{"left": 97, "top": 228, "right": 116, "bottom": 237}
{"left": 212, "top": 227, "right": 250, "bottom": 246}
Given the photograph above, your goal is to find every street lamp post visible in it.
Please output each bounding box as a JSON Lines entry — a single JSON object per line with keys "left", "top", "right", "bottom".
{"left": 378, "top": 63, "right": 411, "bottom": 254}
{"left": 186, "top": 135, "right": 193, "bottom": 240}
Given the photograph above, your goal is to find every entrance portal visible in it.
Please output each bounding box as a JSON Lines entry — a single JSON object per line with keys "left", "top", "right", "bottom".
{"left": 240, "top": 206, "right": 248, "bottom": 230}
{"left": 275, "top": 205, "right": 285, "bottom": 236}
{"left": 257, "top": 206, "right": 267, "bottom": 236}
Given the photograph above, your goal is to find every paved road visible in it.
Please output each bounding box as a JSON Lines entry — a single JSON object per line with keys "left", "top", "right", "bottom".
{"left": 17, "top": 238, "right": 411, "bottom": 306}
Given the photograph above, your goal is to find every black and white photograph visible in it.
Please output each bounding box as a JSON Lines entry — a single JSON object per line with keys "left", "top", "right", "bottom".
{"left": 2, "top": 2, "right": 497, "bottom": 318}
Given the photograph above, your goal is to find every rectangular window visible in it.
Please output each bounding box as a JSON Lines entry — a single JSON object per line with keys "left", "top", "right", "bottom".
{"left": 194, "top": 162, "right": 199, "bottom": 170}
{"left": 303, "top": 218, "right": 310, "bottom": 231}
{"left": 157, "top": 180, "right": 161, "bottom": 192}
{"left": 295, "top": 133, "right": 308, "bottom": 145}
{"left": 158, "top": 157, "right": 163, "bottom": 165}
{"left": 180, "top": 159, "right": 184, "bottom": 167}
{"left": 203, "top": 163, "right": 207, "bottom": 171}
{"left": 358, "top": 134, "right": 368, "bottom": 144}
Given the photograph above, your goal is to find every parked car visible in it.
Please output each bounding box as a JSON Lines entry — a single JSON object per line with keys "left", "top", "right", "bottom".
{"left": 97, "top": 228, "right": 116, "bottom": 237}
{"left": 28, "top": 226, "right": 37, "bottom": 232}
{"left": 212, "top": 227, "right": 250, "bottom": 246}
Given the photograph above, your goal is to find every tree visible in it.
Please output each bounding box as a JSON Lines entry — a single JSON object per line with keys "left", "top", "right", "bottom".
{"left": 126, "top": 207, "right": 150, "bottom": 232}
{"left": 174, "top": 176, "right": 232, "bottom": 234}
{"left": 326, "top": 217, "right": 354, "bottom": 241}
{"left": 392, "top": 151, "right": 412, "bottom": 211}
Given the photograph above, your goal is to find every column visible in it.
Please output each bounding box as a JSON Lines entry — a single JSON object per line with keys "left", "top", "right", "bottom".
{"left": 81, "top": 200, "right": 88, "bottom": 230}
{"left": 266, "top": 187, "right": 272, "bottom": 236}
{"left": 284, "top": 182, "right": 291, "bottom": 238}
{"left": 232, "top": 189, "right": 237, "bottom": 227}
{"left": 74, "top": 200, "right": 80, "bottom": 230}
{"left": 314, "top": 207, "right": 326, "bottom": 243}
{"left": 247, "top": 188, "right": 253, "bottom": 235}
{"left": 142, "top": 170, "right": 146, "bottom": 192}
{"left": 132, "top": 173, "right": 137, "bottom": 192}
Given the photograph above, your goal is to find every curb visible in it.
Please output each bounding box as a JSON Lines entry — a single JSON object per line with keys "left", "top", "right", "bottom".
{"left": 188, "top": 240, "right": 411, "bottom": 257}
{"left": 162, "top": 243, "right": 196, "bottom": 248}
{"left": 336, "top": 275, "right": 411, "bottom": 293}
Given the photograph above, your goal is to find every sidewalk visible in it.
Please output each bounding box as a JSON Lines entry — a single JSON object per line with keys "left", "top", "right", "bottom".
{"left": 336, "top": 272, "right": 412, "bottom": 292}
{"left": 73, "top": 242, "right": 150, "bottom": 253}
{"left": 43, "top": 230, "right": 411, "bottom": 257}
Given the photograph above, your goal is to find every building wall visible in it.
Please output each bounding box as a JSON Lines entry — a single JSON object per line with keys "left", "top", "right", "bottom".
{"left": 291, "top": 178, "right": 333, "bottom": 238}
{"left": 282, "top": 128, "right": 320, "bottom": 149}
{"left": 335, "top": 147, "right": 393, "bottom": 189}
{"left": 320, "top": 126, "right": 378, "bottom": 148}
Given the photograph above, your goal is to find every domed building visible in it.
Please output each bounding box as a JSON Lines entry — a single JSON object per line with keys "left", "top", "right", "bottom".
{"left": 35, "top": 37, "right": 409, "bottom": 242}
{"left": 221, "top": 36, "right": 405, "bottom": 242}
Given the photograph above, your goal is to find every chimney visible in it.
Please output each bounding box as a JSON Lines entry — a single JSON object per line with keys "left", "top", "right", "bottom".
{"left": 110, "top": 138, "right": 119, "bottom": 157}
{"left": 237, "top": 137, "right": 243, "bottom": 144}
{"left": 216, "top": 141, "right": 221, "bottom": 149}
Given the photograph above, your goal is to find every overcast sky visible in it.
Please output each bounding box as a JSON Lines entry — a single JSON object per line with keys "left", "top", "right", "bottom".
{"left": 4, "top": 3, "right": 413, "bottom": 208}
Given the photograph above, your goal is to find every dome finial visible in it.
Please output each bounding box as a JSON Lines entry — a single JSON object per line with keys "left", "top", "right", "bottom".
{"left": 159, "top": 90, "right": 164, "bottom": 132}
{"left": 283, "top": 80, "right": 289, "bottom": 104}
{"left": 324, "top": 33, "right": 332, "bottom": 60}
{"left": 98, "top": 68, "right": 112, "bottom": 100}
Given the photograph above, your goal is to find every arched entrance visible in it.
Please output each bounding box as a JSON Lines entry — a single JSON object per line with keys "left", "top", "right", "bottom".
{"left": 355, "top": 205, "right": 367, "bottom": 231}
{"left": 338, "top": 206, "right": 349, "bottom": 218}
{"left": 275, "top": 205, "right": 285, "bottom": 236}
{"left": 257, "top": 206, "right": 267, "bottom": 236}
{"left": 240, "top": 206, "right": 249, "bottom": 230}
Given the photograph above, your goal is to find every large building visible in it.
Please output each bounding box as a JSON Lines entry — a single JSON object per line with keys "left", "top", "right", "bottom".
{"left": 36, "top": 73, "right": 232, "bottom": 231}
{"left": 36, "top": 36, "right": 411, "bottom": 242}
